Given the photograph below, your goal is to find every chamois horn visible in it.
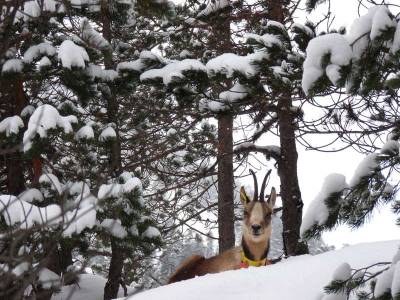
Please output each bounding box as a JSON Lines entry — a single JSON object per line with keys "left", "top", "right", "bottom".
{"left": 259, "top": 169, "right": 272, "bottom": 202}
{"left": 249, "top": 169, "right": 258, "bottom": 202}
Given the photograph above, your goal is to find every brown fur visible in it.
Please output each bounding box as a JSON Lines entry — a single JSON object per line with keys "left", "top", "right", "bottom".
{"left": 168, "top": 185, "right": 276, "bottom": 284}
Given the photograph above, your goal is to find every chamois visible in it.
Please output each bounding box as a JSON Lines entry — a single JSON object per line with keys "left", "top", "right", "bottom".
{"left": 168, "top": 170, "right": 276, "bottom": 284}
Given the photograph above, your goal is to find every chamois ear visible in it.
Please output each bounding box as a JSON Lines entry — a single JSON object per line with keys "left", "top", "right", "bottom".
{"left": 267, "top": 187, "right": 277, "bottom": 210}
{"left": 240, "top": 186, "right": 251, "bottom": 205}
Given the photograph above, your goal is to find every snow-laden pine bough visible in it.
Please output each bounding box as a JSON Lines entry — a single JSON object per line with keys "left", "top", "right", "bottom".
{"left": 168, "top": 170, "right": 277, "bottom": 284}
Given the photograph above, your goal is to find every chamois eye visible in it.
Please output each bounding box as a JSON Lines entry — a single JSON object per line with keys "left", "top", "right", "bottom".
{"left": 243, "top": 210, "right": 249, "bottom": 217}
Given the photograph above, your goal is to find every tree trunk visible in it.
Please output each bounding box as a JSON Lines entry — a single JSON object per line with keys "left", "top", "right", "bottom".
{"left": 277, "top": 93, "right": 308, "bottom": 256}
{"left": 267, "top": 0, "right": 308, "bottom": 256}
{"left": 1, "top": 77, "right": 26, "bottom": 194}
{"left": 212, "top": 2, "right": 235, "bottom": 253}
{"left": 104, "top": 239, "right": 125, "bottom": 300}
{"left": 217, "top": 112, "right": 235, "bottom": 253}
{"left": 101, "top": 2, "right": 125, "bottom": 298}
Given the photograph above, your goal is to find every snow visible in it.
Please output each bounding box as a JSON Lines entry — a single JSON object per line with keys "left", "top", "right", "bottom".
{"left": 347, "top": 6, "right": 394, "bottom": 59}
{"left": 301, "top": 173, "right": 348, "bottom": 235}
{"left": 100, "top": 219, "right": 128, "bottom": 239}
{"left": 206, "top": 53, "right": 264, "bottom": 79}
{"left": 293, "top": 23, "right": 314, "bottom": 37}
{"left": 39, "top": 173, "right": 63, "bottom": 195}
{"left": 86, "top": 64, "right": 118, "bottom": 82}
{"left": 349, "top": 153, "right": 379, "bottom": 187}
{"left": 200, "top": 99, "right": 227, "bottom": 112}
{"left": 332, "top": 262, "right": 351, "bottom": 281}
{"left": 58, "top": 40, "right": 89, "bottom": 69}
{"left": 245, "top": 33, "right": 283, "bottom": 48}
{"left": 117, "top": 60, "right": 146, "bottom": 73}
{"left": 125, "top": 240, "right": 399, "bottom": 300}
{"left": 0, "top": 195, "right": 62, "bottom": 229}
{"left": 23, "top": 104, "right": 78, "bottom": 151}
{"left": 219, "top": 82, "right": 248, "bottom": 102}
{"left": 21, "top": 105, "right": 35, "bottom": 117}
{"left": 129, "top": 224, "right": 139, "bottom": 236}
{"left": 38, "top": 268, "right": 60, "bottom": 289}
{"left": 99, "top": 126, "right": 117, "bottom": 141}
{"left": 142, "top": 226, "right": 161, "bottom": 239}
{"left": 0, "top": 191, "right": 96, "bottom": 235}
{"left": 75, "top": 124, "right": 95, "bottom": 140}
{"left": 266, "top": 20, "right": 286, "bottom": 31}
{"left": 392, "top": 261, "right": 400, "bottom": 297}
{"left": 63, "top": 200, "right": 96, "bottom": 236}
{"left": 302, "top": 33, "right": 352, "bottom": 94}
{"left": 197, "top": 0, "right": 229, "bottom": 17}
{"left": 380, "top": 140, "right": 399, "bottom": 155}
{"left": 375, "top": 266, "right": 394, "bottom": 297}
{"left": 234, "top": 142, "right": 281, "bottom": 157}
{"left": 0, "top": 115, "right": 24, "bottom": 136}
{"left": 24, "top": 43, "right": 56, "bottom": 63}
{"left": 81, "top": 18, "right": 110, "bottom": 50}
{"left": 2, "top": 59, "right": 23, "bottom": 73}
{"left": 140, "top": 59, "right": 206, "bottom": 85}
{"left": 18, "top": 188, "right": 44, "bottom": 203}
{"left": 51, "top": 273, "right": 135, "bottom": 300}
{"left": 369, "top": 6, "right": 395, "bottom": 41}
{"left": 39, "top": 56, "right": 52, "bottom": 69}
{"left": 325, "top": 64, "right": 342, "bottom": 86}
{"left": 12, "top": 262, "right": 30, "bottom": 277}
{"left": 17, "top": 0, "right": 65, "bottom": 20}
{"left": 390, "top": 22, "right": 400, "bottom": 54}
{"left": 98, "top": 177, "right": 142, "bottom": 200}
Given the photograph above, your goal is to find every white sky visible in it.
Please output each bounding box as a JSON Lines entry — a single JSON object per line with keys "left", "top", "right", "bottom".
{"left": 172, "top": 0, "right": 399, "bottom": 248}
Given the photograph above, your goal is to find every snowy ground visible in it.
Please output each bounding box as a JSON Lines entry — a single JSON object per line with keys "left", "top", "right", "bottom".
{"left": 51, "top": 273, "right": 135, "bottom": 300}
{"left": 125, "top": 240, "right": 399, "bottom": 300}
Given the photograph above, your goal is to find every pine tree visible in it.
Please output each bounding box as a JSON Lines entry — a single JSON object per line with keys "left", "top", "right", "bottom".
{"left": 300, "top": 2, "right": 400, "bottom": 299}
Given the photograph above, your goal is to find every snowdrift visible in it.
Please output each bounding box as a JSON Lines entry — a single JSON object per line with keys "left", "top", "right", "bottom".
{"left": 127, "top": 240, "right": 399, "bottom": 300}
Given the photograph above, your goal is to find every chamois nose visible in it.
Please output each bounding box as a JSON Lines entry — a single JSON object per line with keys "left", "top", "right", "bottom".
{"left": 251, "top": 224, "right": 261, "bottom": 233}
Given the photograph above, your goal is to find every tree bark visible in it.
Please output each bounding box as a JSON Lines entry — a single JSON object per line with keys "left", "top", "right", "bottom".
{"left": 101, "top": 2, "right": 125, "bottom": 298}
{"left": 211, "top": 3, "right": 235, "bottom": 253}
{"left": 1, "top": 77, "right": 26, "bottom": 194}
{"left": 104, "top": 239, "right": 125, "bottom": 300}
{"left": 277, "top": 93, "right": 308, "bottom": 256}
{"left": 217, "top": 113, "right": 235, "bottom": 253}
{"left": 266, "top": 0, "right": 308, "bottom": 256}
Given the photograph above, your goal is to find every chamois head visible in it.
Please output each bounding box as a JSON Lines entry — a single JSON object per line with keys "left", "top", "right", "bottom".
{"left": 240, "top": 170, "right": 276, "bottom": 243}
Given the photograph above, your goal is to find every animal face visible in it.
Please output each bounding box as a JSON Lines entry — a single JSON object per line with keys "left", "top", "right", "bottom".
{"left": 240, "top": 174, "right": 276, "bottom": 243}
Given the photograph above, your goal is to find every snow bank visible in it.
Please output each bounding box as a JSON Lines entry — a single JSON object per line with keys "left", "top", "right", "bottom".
{"left": 51, "top": 273, "right": 135, "bottom": 300}
{"left": 125, "top": 240, "right": 399, "bottom": 300}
